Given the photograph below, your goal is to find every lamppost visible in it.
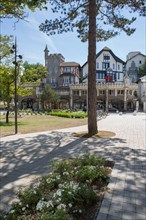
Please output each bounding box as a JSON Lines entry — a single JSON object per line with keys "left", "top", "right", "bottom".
{"left": 10, "top": 37, "right": 22, "bottom": 134}
{"left": 105, "top": 68, "right": 113, "bottom": 112}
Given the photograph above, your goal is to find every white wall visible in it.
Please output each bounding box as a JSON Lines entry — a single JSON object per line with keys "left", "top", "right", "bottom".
{"left": 82, "top": 49, "right": 124, "bottom": 82}
{"left": 126, "top": 54, "right": 145, "bottom": 70}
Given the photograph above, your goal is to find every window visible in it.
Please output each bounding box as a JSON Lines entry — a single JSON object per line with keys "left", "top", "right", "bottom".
{"left": 51, "top": 78, "right": 56, "bottom": 83}
{"left": 118, "top": 64, "right": 120, "bottom": 70}
{"left": 139, "top": 60, "right": 142, "bottom": 64}
{"left": 113, "top": 64, "right": 115, "bottom": 70}
{"left": 108, "top": 90, "right": 114, "bottom": 95}
{"left": 102, "top": 62, "right": 110, "bottom": 69}
{"left": 73, "top": 90, "right": 79, "bottom": 95}
{"left": 64, "top": 67, "right": 71, "bottom": 73}
{"left": 99, "top": 90, "right": 105, "bottom": 95}
{"left": 82, "top": 90, "right": 87, "bottom": 95}
{"left": 96, "top": 62, "right": 99, "bottom": 69}
{"left": 117, "top": 73, "right": 120, "bottom": 80}
{"left": 118, "top": 90, "right": 124, "bottom": 95}
{"left": 103, "top": 55, "right": 110, "bottom": 60}
{"left": 64, "top": 77, "right": 69, "bottom": 84}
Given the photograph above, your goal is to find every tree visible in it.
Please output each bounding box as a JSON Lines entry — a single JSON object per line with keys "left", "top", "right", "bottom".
{"left": 139, "top": 58, "right": 146, "bottom": 77}
{"left": 22, "top": 61, "right": 48, "bottom": 84}
{"left": 40, "top": 84, "right": 60, "bottom": 110}
{"left": 0, "top": 64, "right": 32, "bottom": 123}
{"left": 0, "top": 35, "right": 32, "bottom": 123}
{"left": 39, "top": 0, "right": 145, "bottom": 135}
{"left": 0, "top": 0, "right": 48, "bottom": 20}
{"left": 0, "top": 34, "right": 13, "bottom": 64}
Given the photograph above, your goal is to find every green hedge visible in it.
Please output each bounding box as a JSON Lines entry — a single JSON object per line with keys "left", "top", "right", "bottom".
{"left": 48, "top": 111, "right": 87, "bottom": 118}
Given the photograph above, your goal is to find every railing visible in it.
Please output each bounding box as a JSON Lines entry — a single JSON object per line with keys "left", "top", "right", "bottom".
{"left": 69, "top": 82, "right": 138, "bottom": 90}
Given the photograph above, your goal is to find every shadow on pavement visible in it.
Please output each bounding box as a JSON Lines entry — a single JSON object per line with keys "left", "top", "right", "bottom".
{"left": 0, "top": 131, "right": 146, "bottom": 215}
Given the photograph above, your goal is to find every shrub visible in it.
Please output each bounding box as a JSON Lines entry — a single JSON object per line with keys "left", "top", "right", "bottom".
{"left": 3, "top": 154, "right": 112, "bottom": 220}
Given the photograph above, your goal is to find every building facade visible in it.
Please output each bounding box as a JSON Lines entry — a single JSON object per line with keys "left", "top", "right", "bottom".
{"left": 126, "top": 51, "right": 146, "bottom": 83}
{"left": 19, "top": 46, "right": 145, "bottom": 112}
{"left": 82, "top": 47, "right": 125, "bottom": 83}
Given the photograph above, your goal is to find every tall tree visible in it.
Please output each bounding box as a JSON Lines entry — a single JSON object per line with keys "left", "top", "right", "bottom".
{"left": 39, "top": 0, "right": 145, "bottom": 135}
{"left": 0, "top": 35, "right": 32, "bottom": 123}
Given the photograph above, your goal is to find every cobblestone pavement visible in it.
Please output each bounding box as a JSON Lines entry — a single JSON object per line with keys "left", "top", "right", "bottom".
{"left": 0, "top": 113, "right": 146, "bottom": 219}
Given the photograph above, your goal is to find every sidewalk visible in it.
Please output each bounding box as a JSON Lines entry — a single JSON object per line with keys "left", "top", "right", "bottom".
{"left": 0, "top": 113, "right": 146, "bottom": 219}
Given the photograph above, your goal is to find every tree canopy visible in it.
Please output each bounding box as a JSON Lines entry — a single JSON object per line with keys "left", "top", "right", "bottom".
{"left": 39, "top": 0, "right": 145, "bottom": 42}
{"left": 0, "top": 0, "right": 48, "bottom": 20}
{"left": 0, "top": 34, "right": 14, "bottom": 65}
{"left": 22, "top": 61, "right": 48, "bottom": 84}
{"left": 40, "top": 84, "right": 60, "bottom": 110}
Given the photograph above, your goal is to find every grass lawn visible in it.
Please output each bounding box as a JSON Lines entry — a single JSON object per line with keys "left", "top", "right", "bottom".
{"left": 0, "top": 115, "right": 87, "bottom": 137}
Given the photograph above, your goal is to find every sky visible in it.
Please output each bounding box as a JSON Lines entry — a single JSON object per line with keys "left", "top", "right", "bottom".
{"left": 1, "top": 6, "right": 146, "bottom": 67}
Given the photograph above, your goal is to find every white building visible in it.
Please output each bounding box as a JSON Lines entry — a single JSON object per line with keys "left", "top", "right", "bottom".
{"left": 137, "top": 76, "right": 146, "bottom": 112}
{"left": 126, "top": 52, "right": 146, "bottom": 83}
{"left": 82, "top": 46, "right": 125, "bottom": 83}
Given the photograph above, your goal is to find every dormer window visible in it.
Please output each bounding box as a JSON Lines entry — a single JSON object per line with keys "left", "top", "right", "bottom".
{"left": 103, "top": 55, "right": 110, "bottom": 60}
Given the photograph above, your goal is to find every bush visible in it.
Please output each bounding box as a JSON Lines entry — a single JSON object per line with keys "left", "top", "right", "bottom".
{"left": 3, "top": 154, "right": 112, "bottom": 220}
{"left": 48, "top": 110, "right": 87, "bottom": 118}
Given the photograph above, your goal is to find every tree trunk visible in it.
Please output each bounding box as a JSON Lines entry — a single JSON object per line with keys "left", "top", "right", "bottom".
{"left": 88, "top": 0, "right": 97, "bottom": 135}
{"left": 6, "top": 102, "right": 10, "bottom": 123}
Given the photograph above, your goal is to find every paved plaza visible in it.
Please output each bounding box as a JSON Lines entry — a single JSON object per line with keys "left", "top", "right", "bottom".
{"left": 0, "top": 113, "right": 146, "bottom": 219}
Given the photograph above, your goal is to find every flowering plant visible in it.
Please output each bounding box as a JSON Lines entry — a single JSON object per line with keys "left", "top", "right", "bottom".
{"left": 3, "top": 154, "right": 112, "bottom": 220}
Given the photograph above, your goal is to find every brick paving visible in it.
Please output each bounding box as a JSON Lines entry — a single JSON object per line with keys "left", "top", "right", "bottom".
{"left": 0, "top": 112, "right": 146, "bottom": 219}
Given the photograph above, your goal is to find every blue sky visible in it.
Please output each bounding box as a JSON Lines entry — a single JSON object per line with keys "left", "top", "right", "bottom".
{"left": 1, "top": 7, "right": 146, "bottom": 66}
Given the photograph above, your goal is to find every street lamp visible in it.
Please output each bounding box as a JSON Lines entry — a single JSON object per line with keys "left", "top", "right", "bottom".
{"left": 10, "top": 37, "right": 22, "bottom": 134}
{"left": 105, "top": 68, "right": 113, "bottom": 112}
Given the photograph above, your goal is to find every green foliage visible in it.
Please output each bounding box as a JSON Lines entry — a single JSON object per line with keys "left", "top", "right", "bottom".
{"left": 40, "top": 84, "right": 60, "bottom": 109}
{"left": 39, "top": 0, "right": 145, "bottom": 42}
{"left": 37, "top": 209, "right": 71, "bottom": 220}
{"left": 4, "top": 154, "right": 112, "bottom": 220}
{"left": 18, "top": 187, "right": 41, "bottom": 208}
{"left": 22, "top": 61, "right": 48, "bottom": 83}
{"left": 0, "top": 35, "right": 13, "bottom": 64}
{"left": 0, "top": 65, "right": 14, "bottom": 102}
{"left": 1, "top": 0, "right": 48, "bottom": 20}
{"left": 139, "top": 58, "right": 146, "bottom": 77}
{"left": 48, "top": 110, "right": 87, "bottom": 118}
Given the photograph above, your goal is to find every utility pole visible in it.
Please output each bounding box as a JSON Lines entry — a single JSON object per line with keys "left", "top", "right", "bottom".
{"left": 14, "top": 37, "right": 17, "bottom": 134}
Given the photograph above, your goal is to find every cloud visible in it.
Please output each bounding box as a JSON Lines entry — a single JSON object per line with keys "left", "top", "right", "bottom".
{"left": 25, "top": 16, "right": 58, "bottom": 53}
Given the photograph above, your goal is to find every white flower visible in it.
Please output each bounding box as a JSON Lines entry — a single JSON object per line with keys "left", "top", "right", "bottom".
{"left": 46, "top": 200, "right": 54, "bottom": 208}
{"left": 22, "top": 207, "right": 26, "bottom": 211}
{"left": 46, "top": 178, "right": 52, "bottom": 184}
{"left": 63, "top": 172, "right": 69, "bottom": 175}
{"left": 57, "top": 204, "right": 66, "bottom": 210}
{"left": 79, "top": 209, "right": 82, "bottom": 213}
{"left": 9, "top": 209, "right": 15, "bottom": 214}
{"left": 36, "top": 199, "right": 54, "bottom": 211}
{"left": 68, "top": 203, "right": 72, "bottom": 208}
{"left": 36, "top": 200, "right": 44, "bottom": 211}
{"left": 54, "top": 189, "right": 62, "bottom": 197}
{"left": 32, "top": 189, "right": 37, "bottom": 194}
{"left": 56, "top": 175, "right": 61, "bottom": 180}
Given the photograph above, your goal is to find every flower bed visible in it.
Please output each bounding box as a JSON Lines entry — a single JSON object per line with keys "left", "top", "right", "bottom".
{"left": 2, "top": 154, "right": 113, "bottom": 220}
